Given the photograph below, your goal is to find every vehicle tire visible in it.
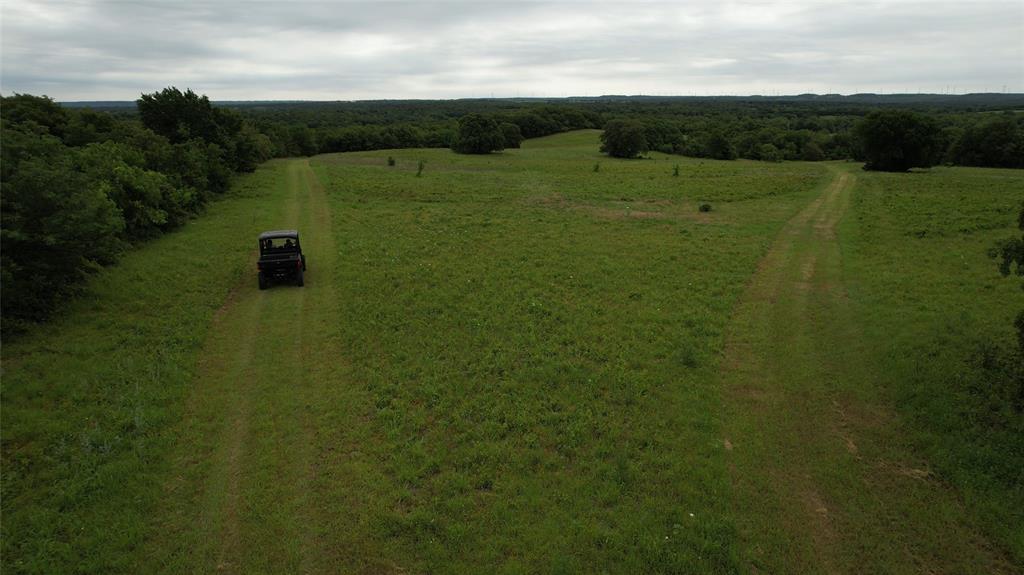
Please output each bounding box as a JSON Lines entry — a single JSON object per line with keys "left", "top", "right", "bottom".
{"left": 296, "top": 268, "right": 304, "bottom": 287}
{"left": 258, "top": 271, "right": 268, "bottom": 290}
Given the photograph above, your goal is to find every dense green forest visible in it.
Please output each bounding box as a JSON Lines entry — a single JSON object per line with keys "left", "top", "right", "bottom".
{"left": 3, "top": 90, "right": 1023, "bottom": 331}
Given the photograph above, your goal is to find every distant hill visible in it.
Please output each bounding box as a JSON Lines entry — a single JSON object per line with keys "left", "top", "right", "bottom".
{"left": 61, "top": 93, "right": 1024, "bottom": 110}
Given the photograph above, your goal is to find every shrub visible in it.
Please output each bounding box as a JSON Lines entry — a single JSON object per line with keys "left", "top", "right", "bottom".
{"left": 387, "top": 156, "right": 396, "bottom": 166}
{"left": 699, "top": 203, "right": 712, "bottom": 212}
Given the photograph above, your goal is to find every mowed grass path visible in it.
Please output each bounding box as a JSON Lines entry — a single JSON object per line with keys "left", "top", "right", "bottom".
{"left": 3, "top": 131, "right": 1021, "bottom": 573}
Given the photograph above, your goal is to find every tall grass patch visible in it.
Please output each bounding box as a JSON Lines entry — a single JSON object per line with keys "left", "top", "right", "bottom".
{"left": 841, "top": 165, "right": 1024, "bottom": 560}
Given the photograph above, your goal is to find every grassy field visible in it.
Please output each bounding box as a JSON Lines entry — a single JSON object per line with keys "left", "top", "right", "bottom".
{"left": 841, "top": 166, "right": 1024, "bottom": 560}
{"left": 719, "top": 164, "right": 1022, "bottom": 573}
{"left": 2, "top": 131, "right": 1022, "bottom": 573}
{"left": 1, "top": 162, "right": 296, "bottom": 572}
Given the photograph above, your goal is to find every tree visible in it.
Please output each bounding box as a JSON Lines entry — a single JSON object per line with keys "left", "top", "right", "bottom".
{"left": 233, "top": 123, "right": 274, "bottom": 171}
{"left": 855, "top": 110, "right": 941, "bottom": 172}
{"left": 64, "top": 108, "right": 117, "bottom": 147}
{"left": 950, "top": 116, "right": 1024, "bottom": 169}
{"left": 511, "top": 112, "right": 558, "bottom": 138}
{"left": 500, "top": 122, "right": 523, "bottom": 149}
{"left": 451, "top": 114, "right": 504, "bottom": 154}
{"left": 0, "top": 94, "right": 68, "bottom": 138}
{"left": 600, "top": 119, "right": 648, "bottom": 158}
{"left": 758, "top": 143, "right": 783, "bottom": 162}
{"left": 1, "top": 153, "right": 124, "bottom": 329}
{"left": 137, "top": 87, "right": 222, "bottom": 145}
{"left": 75, "top": 142, "right": 173, "bottom": 239}
{"left": 801, "top": 141, "right": 825, "bottom": 161}
{"left": 704, "top": 130, "right": 736, "bottom": 160}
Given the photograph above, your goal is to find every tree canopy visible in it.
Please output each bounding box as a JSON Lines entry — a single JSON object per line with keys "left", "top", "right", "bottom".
{"left": 451, "top": 114, "right": 505, "bottom": 154}
{"left": 855, "top": 110, "right": 941, "bottom": 172}
{"left": 950, "top": 116, "right": 1024, "bottom": 169}
{"left": 500, "top": 122, "right": 523, "bottom": 149}
{"left": 0, "top": 90, "right": 274, "bottom": 332}
{"left": 600, "top": 119, "right": 648, "bottom": 158}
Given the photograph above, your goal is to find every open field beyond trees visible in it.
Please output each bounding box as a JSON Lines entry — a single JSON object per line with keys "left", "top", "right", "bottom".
{"left": 2, "top": 131, "right": 1022, "bottom": 574}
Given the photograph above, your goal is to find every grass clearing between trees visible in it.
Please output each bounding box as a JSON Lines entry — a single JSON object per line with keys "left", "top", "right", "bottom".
{"left": 2, "top": 131, "right": 1021, "bottom": 574}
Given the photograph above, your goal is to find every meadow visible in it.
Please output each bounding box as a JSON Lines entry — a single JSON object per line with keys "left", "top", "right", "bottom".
{"left": 2, "top": 131, "right": 1021, "bottom": 574}
{"left": 841, "top": 166, "right": 1024, "bottom": 558}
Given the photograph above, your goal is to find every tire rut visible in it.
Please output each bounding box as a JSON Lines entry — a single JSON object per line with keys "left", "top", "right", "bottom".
{"left": 719, "top": 166, "right": 1014, "bottom": 573}
{"left": 147, "top": 160, "right": 343, "bottom": 574}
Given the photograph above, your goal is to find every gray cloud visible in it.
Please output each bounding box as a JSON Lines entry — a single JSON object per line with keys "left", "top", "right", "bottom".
{"left": 2, "top": 0, "right": 1021, "bottom": 100}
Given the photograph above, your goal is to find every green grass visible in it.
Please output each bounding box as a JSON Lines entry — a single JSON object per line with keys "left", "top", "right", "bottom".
{"left": 3, "top": 131, "right": 1021, "bottom": 573}
{"left": 840, "top": 166, "right": 1024, "bottom": 561}
{"left": 1, "top": 160, "right": 295, "bottom": 573}
{"left": 2, "top": 133, "right": 830, "bottom": 573}
{"left": 295, "top": 133, "right": 829, "bottom": 572}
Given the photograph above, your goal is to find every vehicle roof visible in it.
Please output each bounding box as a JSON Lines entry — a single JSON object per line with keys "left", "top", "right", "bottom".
{"left": 258, "top": 230, "right": 299, "bottom": 240}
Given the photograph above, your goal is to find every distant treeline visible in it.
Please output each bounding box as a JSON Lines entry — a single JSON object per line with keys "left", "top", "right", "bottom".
{"left": 65, "top": 93, "right": 1024, "bottom": 167}
{"left": 4, "top": 90, "right": 1023, "bottom": 330}
{"left": 245, "top": 102, "right": 602, "bottom": 155}
{"left": 232, "top": 96, "right": 1024, "bottom": 166}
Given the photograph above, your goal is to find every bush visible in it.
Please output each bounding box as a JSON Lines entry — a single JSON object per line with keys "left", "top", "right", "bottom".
{"left": 699, "top": 203, "right": 712, "bottom": 212}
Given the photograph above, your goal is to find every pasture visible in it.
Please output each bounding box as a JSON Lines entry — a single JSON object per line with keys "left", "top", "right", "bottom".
{"left": 2, "top": 131, "right": 1021, "bottom": 573}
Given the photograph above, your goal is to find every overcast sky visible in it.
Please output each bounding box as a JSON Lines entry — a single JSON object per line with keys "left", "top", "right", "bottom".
{"left": 2, "top": 0, "right": 1022, "bottom": 101}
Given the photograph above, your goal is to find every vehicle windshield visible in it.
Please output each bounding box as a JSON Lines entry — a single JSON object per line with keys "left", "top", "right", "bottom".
{"left": 261, "top": 237, "right": 298, "bottom": 251}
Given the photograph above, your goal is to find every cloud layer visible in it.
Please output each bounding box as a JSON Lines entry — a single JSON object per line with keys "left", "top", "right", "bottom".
{"left": 2, "top": 0, "right": 1022, "bottom": 100}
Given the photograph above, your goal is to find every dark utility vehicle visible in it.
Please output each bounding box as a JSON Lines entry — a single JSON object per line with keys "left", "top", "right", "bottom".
{"left": 257, "top": 230, "right": 306, "bottom": 289}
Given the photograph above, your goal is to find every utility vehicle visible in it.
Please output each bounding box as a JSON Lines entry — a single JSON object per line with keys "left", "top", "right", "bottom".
{"left": 257, "top": 230, "right": 306, "bottom": 289}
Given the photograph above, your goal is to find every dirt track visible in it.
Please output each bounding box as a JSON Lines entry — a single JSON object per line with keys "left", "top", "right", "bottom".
{"left": 719, "top": 167, "right": 1015, "bottom": 573}
{"left": 147, "top": 160, "right": 356, "bottom": 573}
